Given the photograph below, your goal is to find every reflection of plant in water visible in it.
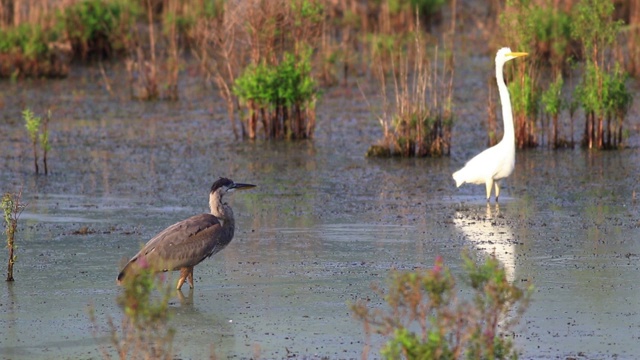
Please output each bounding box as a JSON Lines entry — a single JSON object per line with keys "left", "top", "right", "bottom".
{"left": 2, "top": 190, "right": 26, "bottom": 282}
{"left": 89, "top": 267, "right": 175, "bottom": 360}
{"left": 352, "top": 253, "right": 531, "bottom": 359}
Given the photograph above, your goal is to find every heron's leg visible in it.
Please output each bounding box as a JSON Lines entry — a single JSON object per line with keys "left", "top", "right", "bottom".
{"left": 494, "top": 181, "right": 501, "bottom": 202}
{"left": 485, "top": 180, "right": 494, "bottom": 202}
{"left": 186, "top": 266, "right": 194, "bottom": 288}
{"left": 177, "top": 267, "right": 190, "bottom": 290}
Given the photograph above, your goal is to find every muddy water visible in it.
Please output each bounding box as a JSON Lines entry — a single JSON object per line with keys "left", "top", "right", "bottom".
{"left": 1, "top": 60, "right": 640, "bottom": 360}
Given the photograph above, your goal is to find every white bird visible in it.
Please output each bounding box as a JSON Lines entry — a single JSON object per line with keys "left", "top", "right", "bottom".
{"left": 453, "top": 48, "right": 528, "bottom": 202}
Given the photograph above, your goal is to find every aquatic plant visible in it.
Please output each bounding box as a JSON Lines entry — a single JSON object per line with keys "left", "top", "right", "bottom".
{"left": 501, "top": 0, "right": 574, "bottom": 74}
{"left": 23, "top": 108, "right": 41, "bottom": 175}
{"left": 2, "top": 190, "right": 26, "bottom": 282}
{"left": 23, "top": 108, "right": 52, "bottom": 175}
{"left": 508, "top": 69, "right": 539, "bottom": 149}
{"left": 56, "top": 0, "right": 130, "bottom": 61}
{"left": 234, "top": 49, "right": 317, "bottom": 140}
{"left": 540, "top": 73, "right": 571, "bottom": 148}
{"left": 89, "top": 266, "right": 175, "bottom": 359}
{"left": 366, "top": 13, "right": 453, "bottom": 158}
{"left": 575, "top": 62, "right": 632, "bottom": 149}
{"left": 352, "top": 253, "right": 531, "bottom": 359}
{"left": 194, "top": 0, "right": 323, "bottom": 139}
{"left": 571, "top": 0, "right": 629, "bottom": 149}
{"left": 116, "top": 0, "right": 185, "bottom": 100}
{"left": 40, "top": 110, "right": 52, "bottom": 175}
{"left": 0, "top": 23, "right": 69, "bottom": 78}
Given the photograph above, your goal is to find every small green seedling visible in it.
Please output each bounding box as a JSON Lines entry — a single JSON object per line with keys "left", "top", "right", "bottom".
{"left": 23, "top": 108, "right": 41, "bottom": 174}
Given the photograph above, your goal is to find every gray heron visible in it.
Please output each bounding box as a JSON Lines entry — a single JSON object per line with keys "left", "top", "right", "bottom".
{"left": 117, "top": 177, "right": 256, "bottom": 290}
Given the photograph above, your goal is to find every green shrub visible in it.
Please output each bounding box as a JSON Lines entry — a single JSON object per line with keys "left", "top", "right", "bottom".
{"left": 502, "top": 0, "right": 573, "bottom": 72}
{"left": 234, "top": 48, "right": 317, "bottom": 139}
{"left": 508, "top": 71, "right": 539, "bottom": 148}
{"left": 57, "top": 0, "right": 133, "bottom": 60}
{"left": 571, "top": 0, "right": 629, "bottom": 149}
{"left": 0, "top": 24, "right": 54, "bottom": 60}
{"left": 541, "top": 73, "right": 569, "bottom": 148}
{"left": 353, "top": 253, "right": 531, "bottom": 359}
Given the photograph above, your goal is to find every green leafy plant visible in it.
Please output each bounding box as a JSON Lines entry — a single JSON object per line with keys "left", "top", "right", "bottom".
{"left": 571, "top": 0, "right": 628, "bottom": 149}
{"left": 2, "top": 190, "right": 26, "bottom": 282}
{"left": 508, "top": 70, "right": 539, "bottom": 149}
{"left": 0, "top": 23, "right": 67, "bottom": 78}
{"left": 57, "top": 0, "right": 131, "bottom": 60}
{"left": 90, "top": 266, "right": 175, "bottom": 359}
{"left": 501, "top": 0, "right": 574, "bottom": 74}
{"left": 540, "top": 73, "right": 569, "bottom": 148}
{"left": 234, "top": 48, "right": 317, "bottom": 139}
{"left": 352, "top": 253, "right": 531, "bottom": 359}
{"left": 23, "top": 108, "right": 42, "bottom": 175}
{"left": 23, "top": 108, "right": 52, "bottom": 175}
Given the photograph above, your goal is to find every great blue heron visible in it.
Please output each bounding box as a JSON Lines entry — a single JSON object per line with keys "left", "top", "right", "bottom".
{"left": 452, "top": 48, "right": 528, "bottom": 202}
{"left": 117, "top": 177, "right": 256, "bottom": 290}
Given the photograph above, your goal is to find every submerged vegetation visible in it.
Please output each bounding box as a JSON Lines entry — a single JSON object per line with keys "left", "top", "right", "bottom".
{"left": 352, "top": 253, "right": 531, "bottom": 359}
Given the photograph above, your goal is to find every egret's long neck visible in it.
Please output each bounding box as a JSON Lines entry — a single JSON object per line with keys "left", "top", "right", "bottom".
{"left": 496, "top": 61, "right": 515, "bottom": 146}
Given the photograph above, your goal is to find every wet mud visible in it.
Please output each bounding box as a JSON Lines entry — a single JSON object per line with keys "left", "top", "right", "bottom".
{"left": 1, "top": 58, "right": 640, "bottom": 359}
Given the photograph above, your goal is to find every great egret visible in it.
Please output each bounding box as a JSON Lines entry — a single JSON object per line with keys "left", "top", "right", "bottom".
{"left": 117, "top": 178, "right": 256, "bottom": 290}
{"left": 452, "top": 48, "right": 528, "bottom": 202}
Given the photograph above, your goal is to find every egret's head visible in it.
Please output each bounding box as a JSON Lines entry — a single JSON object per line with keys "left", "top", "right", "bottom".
{"left": 496, "top": 47, "right": 528, "bottom": 64}
{"left": 210, "top": 177, "right": 256, "bottom": 197}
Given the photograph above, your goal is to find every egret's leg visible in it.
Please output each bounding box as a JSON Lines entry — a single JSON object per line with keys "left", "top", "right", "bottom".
{"left": 494, "top": 181, "right": 501, "bottom": 202}
{"left": 485, "top": 180, "right": 494, "bottom": 202}
{"left": 177, "top": 267, "right": 190, "bottom": 290}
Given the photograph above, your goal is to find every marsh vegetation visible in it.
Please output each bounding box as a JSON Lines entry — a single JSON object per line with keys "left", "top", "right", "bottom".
{"left": 1, "top": 0, "right": 640, "bottom": 359}
{"left": 0, "top": 0, "right": 635, "bottom": 149}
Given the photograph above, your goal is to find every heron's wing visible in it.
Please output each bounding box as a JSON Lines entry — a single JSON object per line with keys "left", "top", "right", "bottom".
{"left": 129, "top": 213, "right": 222, "bottom": 271}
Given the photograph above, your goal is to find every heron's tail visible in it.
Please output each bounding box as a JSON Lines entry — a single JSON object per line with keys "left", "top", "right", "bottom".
{"left": 116, "top": 258, "right": 136, "bottom": 285}
{"left": 116, "top": 268, "right": 127, "bottom": 285}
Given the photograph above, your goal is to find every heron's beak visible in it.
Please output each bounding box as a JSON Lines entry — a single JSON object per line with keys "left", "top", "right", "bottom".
{"left": 231, "top": 182, "right": 256, "bottom": 191}
{"left": 507, "top": 51, "right": 528, "bottom": 58}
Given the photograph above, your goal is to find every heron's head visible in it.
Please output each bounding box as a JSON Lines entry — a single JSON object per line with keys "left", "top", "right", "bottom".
{"left": 496, "top": 47, "right": 528, "bottom": 65}
{"left": 210, "top": 177, "right": 257, "bottom": 197}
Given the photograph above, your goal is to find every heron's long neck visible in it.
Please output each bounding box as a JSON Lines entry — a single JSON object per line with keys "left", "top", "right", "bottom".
{"left": 209, "top": 193, "right": 236, "bottom": 243}
{"left": 496, "top": 62, "right": 515, "bottom": 146}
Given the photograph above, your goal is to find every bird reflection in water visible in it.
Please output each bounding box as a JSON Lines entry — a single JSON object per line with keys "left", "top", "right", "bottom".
{"left": 453, "top": 203, "right": 515, "bottom": 282}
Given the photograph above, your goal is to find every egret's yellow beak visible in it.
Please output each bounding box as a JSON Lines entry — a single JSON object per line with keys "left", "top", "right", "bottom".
{"left": 507, "top": 52, "right": 528, "bottom": 58}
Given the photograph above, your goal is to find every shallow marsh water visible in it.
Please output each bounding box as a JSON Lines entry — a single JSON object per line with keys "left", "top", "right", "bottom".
{"left": 1, "top": 58, "right": 640, "bottom": 360}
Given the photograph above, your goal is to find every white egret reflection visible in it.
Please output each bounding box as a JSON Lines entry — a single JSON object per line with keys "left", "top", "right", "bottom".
{"left": 453, "top": 204, "right": 515, "bottom": 282}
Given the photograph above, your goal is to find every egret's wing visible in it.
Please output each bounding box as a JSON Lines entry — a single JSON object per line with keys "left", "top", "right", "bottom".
{"left": 125, "top": 213, "right": 222, "bottom": 272}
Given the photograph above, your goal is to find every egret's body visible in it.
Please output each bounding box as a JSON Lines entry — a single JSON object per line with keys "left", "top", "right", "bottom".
{"left": 117, "top": 178, "right": 256, "bottom": 290}
{"left": 453, "top": 48, "right": 527, "bottom": 202}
